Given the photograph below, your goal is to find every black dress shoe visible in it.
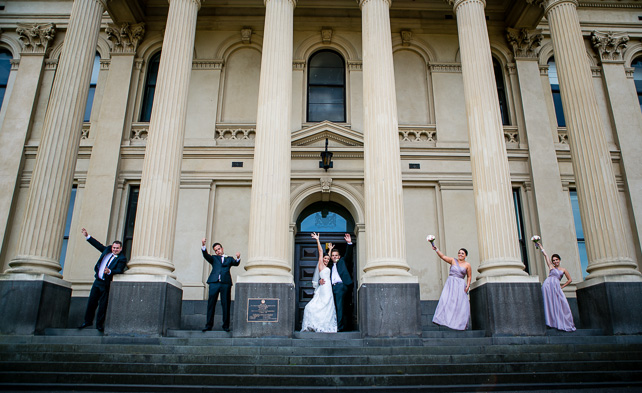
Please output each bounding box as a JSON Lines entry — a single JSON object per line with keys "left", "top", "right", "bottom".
{"left": 96, "top": 327, "right": 104, "bottom": 333}
{"left": 78, "top": 323, "right": 90, "bottom": 329}
{"left": 223, "top": 328, "right": 230, "bottom": 332}
{"left": 202, "top": 327, "right": 212, "bottom": 332}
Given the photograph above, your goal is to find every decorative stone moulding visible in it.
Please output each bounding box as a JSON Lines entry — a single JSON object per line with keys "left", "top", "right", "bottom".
{"left": 321, "top": 28, "right": 333, "bottom": 44}
{"left": 503, "top": 127, "right": 519, "bottom": 145}
{"left": 591, "top": 31, "right": 629, "bottom": 63}
{"left": 429, "top": 63, "right": 462, "bottom": 73}
{"left": 241, "top": 28, "right": 252, "bottom": 44}
{"left": 81, "top": 124, "right": 90, "bottom": 139}
{"left": 400, "top": 30, "right": 412, "bottom": 46}
{"left": 398, "top": 127, "right": 437, "bottom": 144}
{"left": 192, "top": 60, "right": 223, "bottom": 70}
{"left": 215, "top": 125, "right": 257, "bottom": 144}
{"left": 557, "top": 129, "right": 569, "bottom": 145}
{"left": 16, "top": 23, "right": 56, "bottom": 54}
{"left": 105, "top": 22, "right": 145, "bottom": 54}
{"left": 130, "top": 123, "right": 149, "bottom": 142}
{"left": 506, "top": 28, "right": 543, "bottom": 59}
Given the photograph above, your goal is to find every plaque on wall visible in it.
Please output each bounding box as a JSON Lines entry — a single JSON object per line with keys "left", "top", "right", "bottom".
{"left": 247, "top": 298, "right": 279, "bottom": 323}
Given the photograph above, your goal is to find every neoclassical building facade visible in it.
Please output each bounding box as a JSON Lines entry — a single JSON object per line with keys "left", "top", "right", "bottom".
{"left": 0, "top": 0, "right": 640, "bottom": 336}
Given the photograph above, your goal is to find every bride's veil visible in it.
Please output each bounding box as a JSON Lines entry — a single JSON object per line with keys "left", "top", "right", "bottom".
{"left": 312, "top": 267, "right": 319, "bottom": 289}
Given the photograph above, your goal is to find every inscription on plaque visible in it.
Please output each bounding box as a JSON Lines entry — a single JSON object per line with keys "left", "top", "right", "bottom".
{"left": 247, "top": 298, "right": 279, "bottom": 323}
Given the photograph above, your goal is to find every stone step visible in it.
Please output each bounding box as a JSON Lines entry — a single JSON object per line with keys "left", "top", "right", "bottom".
{"left": 2, "top": 359, "right": 640, "bottom": 375}
{"left": 2, "top": 348, "right": 640, "bottom": 367}
{"left": 2, "top": 382, "right": 642, "bottom": 393}
{"left": 1, "top": 369, "right": 640, "bottom": 387}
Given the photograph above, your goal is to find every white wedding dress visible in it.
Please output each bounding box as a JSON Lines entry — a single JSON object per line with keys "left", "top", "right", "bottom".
{"left": 301, "top": 267, "right": 337, "bottom": 333}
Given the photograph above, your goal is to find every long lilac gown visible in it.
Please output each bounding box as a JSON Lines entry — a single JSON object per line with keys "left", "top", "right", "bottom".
{"left": 432, "top": 262, "right": 470, "bottom": 330}
{"left": 542, "top": 268, "right": 576, "bottom": 332}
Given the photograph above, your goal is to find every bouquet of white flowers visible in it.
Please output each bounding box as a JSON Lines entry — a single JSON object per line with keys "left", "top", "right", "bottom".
{"left": 426, "top": 235, "right": 436, "bottom": 248}
{"left": 531, "top": 235, "right": 541, "bottom": 249}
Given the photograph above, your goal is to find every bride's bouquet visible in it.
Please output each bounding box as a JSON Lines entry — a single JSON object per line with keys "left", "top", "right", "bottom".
{"left": 531, "top": 235, "right": 541, "bottom": 249}
{"left": 426, "top": 235, "right": 436, "bottom": 248}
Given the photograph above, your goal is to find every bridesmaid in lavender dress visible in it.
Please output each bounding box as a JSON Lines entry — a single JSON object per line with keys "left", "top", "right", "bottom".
{"left": 537, "top": 244, "right": 576, "bottom": 332}
{"left": 431, "top": 245, "right": 472, "bottom": 330}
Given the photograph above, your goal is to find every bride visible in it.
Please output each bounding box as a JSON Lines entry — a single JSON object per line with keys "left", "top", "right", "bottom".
{"left": 301, "top": 232, "right": 337, "bottom": 333}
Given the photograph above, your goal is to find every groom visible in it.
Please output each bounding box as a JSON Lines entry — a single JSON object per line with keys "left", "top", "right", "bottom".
{"left": 320, "top": 233, "right": 353, "bottom": 331}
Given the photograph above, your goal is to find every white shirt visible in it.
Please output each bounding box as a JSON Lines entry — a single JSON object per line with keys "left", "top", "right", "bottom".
{"left": 330, "top": 242, "right": 351, "bottom": 285}
{"left": 98, "top": 253, "right": 114, "bottom": 280}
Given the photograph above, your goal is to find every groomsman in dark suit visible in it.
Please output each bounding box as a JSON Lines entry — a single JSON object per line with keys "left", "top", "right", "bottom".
{"left": 320, "top": 233, "right": 354, "bottom": 332}
{"left": 201, "top": 239, "right": 241, "bottom": 332}
{"left": 78, "top": 228, "right": 127, "bottom": 332}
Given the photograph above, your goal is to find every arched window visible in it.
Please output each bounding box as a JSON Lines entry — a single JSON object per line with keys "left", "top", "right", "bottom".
{"left": 492, "top": 58, "right": 510, "bottom": 125}
{"left": 307, "top": 50, "right": 345, "bottom": 123}
{"left": 0, "top": 49, "right": 13, "bottom": 111}
{"left": 633, "top": 56, "right": 642, "bottom": 113}
{"left": 140, "top": 51, "right": 161, "bottom": 122}
{"left": 83, "top": 53, "right": 101, "bottom": 122}
{"left": 548, "top": 57, "right": 566, "bottom": 127}
{"left": 296, "top": 202, "right": 355, "bottom": 233}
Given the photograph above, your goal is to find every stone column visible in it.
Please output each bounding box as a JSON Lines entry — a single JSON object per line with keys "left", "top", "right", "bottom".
{"left": 0, "top": 0, "right": 106, "bottom": 335}
{"left": 591, "top": 31, "right": 642, "bottom": 266}
{"left": 65, "top": 23, "right": 144, "bottom": 286}
{"left": 356, "top": 0, "right": 421, "bottom": 338}
{"left": 529, "top": 0, "right": 642, "bottom": 334}
{"left": 233, "top": 0, "right": 297, "bottom": 338}
{"left": 0, "top": 23, "right": 55, "bottom": 266}
{"left": 107, "top": 0, "right": 200, "bottom": 336}
{"left": 506, "top": 28, "right": 582, "bottom": 289}
{"left": 448, "top": 0, "right": 544, "bottom": 336}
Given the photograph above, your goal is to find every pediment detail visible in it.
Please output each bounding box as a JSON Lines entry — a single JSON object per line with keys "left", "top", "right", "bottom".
{"left": 291, "top": 121, "right": 363, "bottom": 148}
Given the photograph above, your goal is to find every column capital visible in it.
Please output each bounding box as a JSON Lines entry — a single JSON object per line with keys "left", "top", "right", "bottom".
{"left": 16, "top": 23, "right": 56, "bottom": 55}
{"left": 506, "top": 28, "right": 543, "bottom": 59}
{"left": 105, "top": 22, "right": 145, "bottom": 54}
{"left": 591, "top": 30, "right": 629, "bottom": 63}
{"left": 445, "top": 0, "right": 486, "bottom": 11}
{"left": 265, "top": 0, "right": 297, "bottom": 7}
{"left": 526, "top": 0, "right": 578, "bottom": 14}
{"left": 357, "top": 0, "right": 391, "bottom": 9}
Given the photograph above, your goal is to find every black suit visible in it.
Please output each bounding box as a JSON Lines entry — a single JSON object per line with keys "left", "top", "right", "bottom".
{"left": 83, "top": 236, "right": 127, "bottom": 329}
{"left": 330, "top": 243, "right": 353, "bottom": 331}
{"left": 202, "top": 248, "right": 240, "bottom": 330}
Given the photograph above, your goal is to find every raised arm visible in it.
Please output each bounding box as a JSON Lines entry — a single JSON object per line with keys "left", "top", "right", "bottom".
{"left": 540, "top": 244, "right": 554, "bottom": 270}
{"left": 311, "top": 232, "right": 324, "bottom": 272}
{"left": 432, "top": 245, "right": 455, "bottom": 265}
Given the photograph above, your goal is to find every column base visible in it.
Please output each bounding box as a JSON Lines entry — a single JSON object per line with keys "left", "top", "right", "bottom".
{"left": 0, "top": 274, "right": 71, "bottom": 335}
{"left": 577, "top": 278, "right": 642, "bottom": 335}
{"left": 106, "top": 275, "right": 182, "bottom": 336}
{"left": 470, "top": 279, "right": 546, "bottom": 336}
{"left": 358, "top": 283, "right": 421, "bottom": 338}
{"left": 232, "top": 282, "right": 295, "bottom": 338}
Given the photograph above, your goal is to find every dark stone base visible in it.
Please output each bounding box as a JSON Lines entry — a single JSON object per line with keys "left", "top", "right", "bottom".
{"left": 106, "top": 280, "right": 182, "bottom": 336}
{"left": 470, "top": 281, "right": 546, "bottom": 336}
{"left": 358, "top": 283, "right": 421, "bottom": 337}
{"left": 233, "top": 282, "right": 295, "bottom": 337}
{"left": 0, "top": 276, "right": 71, "bottom": 335}
{"left": 577, "top": 280, "right": 642, "bottom": 335}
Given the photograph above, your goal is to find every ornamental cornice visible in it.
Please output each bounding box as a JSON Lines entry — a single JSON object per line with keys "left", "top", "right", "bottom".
{"left": 579, "top": 1, "right": 642, "bottom": 8}
{"left": 192, "top": 60, "right": 224, "bottom": 70}
{"left": 357, "top": 0, "right": 392, "bottom": 9}
{"left": 293, "top": 60, "right": 306, "bottom": 70}
{"left": 429, "top": 62, "right": 461, "bottom": 73}
{"left": 348, "top": 61, "right": 362, "bottom": 71}
{"left": 16, "top": 23, "right": 56, "bottom": 54}
{"left": 105, "top": 22, "right": 145, "bottom": 54}
{"left": 506, "top": 28, "right": 543, "bottom": 59}
{"left": 591, "top": 30, "right": 629, "bottom": 63}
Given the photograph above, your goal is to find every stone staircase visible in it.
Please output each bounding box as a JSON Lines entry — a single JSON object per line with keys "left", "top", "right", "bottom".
{"left": 0, "top": 329, "right": 641, "bottom": 392}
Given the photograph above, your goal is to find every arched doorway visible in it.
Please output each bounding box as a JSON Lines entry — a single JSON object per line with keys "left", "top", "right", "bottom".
{"left": 294, "top": 202, "right": 357, "bottom": 331}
